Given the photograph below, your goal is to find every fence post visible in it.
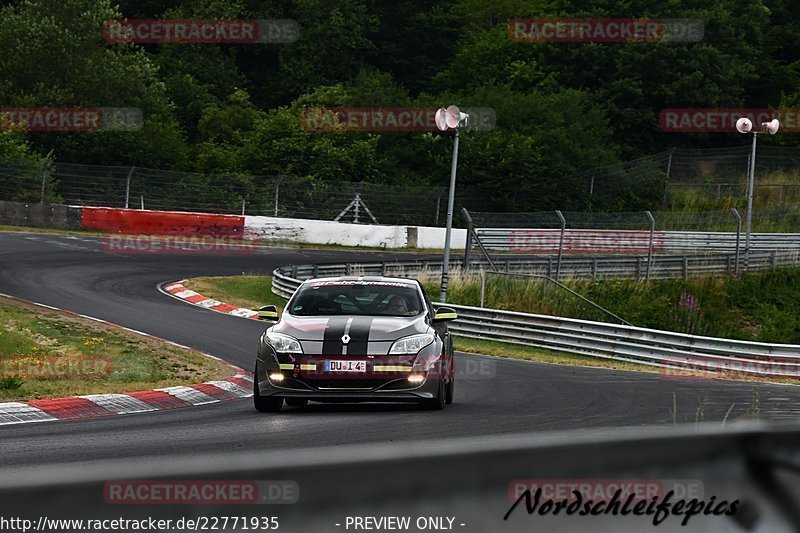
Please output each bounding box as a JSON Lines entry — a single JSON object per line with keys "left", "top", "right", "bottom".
{"left": 274, "top": 176, "right": 283, "bottom": 217}
{"left": 731, "top": 208, "right": 742, "bottom": 274}
{"left": 480, "top": 269, "right": 486, "bottom": 308}
{"left": 662, "top": 147, "right": 676, "bottom": 208}
{"left": 241, "top": 199, "right": 246, "bottom": 216}
{"left": 462, "top": 208, "right": 473, "bottom": 271}
{"left": 39, "top": 162, "right": 48, "bottom": 204}
{"left": 140, "top": 195, "right": 144, "bottom": 210}
{"left": 124, "top": 166, "right": 135, "bottom": 209}
{"left": 645, "top": 210, "right": 655, "bottom": 281}
{"left": 435, "top": 190, "right": 445, "bottom": 225}
{"left": 555, "top": 210, "right": 566, "bottom": 282}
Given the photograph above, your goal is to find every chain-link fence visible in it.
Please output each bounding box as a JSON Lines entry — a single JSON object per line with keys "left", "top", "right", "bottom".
{"left": 1, "top": 144, "right": 800, "bottom": 225}
{"left": 0, "top": 159, "right": 448, "bottom": 226}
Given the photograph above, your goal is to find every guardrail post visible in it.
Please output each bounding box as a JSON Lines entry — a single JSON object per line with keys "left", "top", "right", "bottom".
{"left": 592, "top": 258, "right": 598, "bottom": 279}
{"left": 555, "top": 210, "right": 566, "bottom": 282}
{"left": 381, "top": 262, "right": 387, "bottom": 276}
{"left": 772, "top": 250, "right": 777, "bottom": 268}
{"left": 312, "top": 264, "right": 319, "bottom": 277}
{"left": 291, "top": 265, "right": 298, "bottom": 279}
{"left": 645, "top": 210, "right": 655, "bottom": 281}
{"left": 683, "top": 257, "right": 689, "bottom": 280}
{"left": 731, "top": 208, "right": 742, "bottom": 274}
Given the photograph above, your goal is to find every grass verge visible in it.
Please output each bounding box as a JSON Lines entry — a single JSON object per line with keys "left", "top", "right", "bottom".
{"left": 182, "top": 276, "right": 285, "bottom": 312}
{"left": 0, "top": 296, "right": 233, "bottom": 401}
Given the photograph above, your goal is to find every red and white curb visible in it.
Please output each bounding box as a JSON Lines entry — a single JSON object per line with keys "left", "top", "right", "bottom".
{"left": 161, "top": 281, "right": 260, "bottom": 319}
{"left": 0, "top": 292, "right": 252, "bottom": 427}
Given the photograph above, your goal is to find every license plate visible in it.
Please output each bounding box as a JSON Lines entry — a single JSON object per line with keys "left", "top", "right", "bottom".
{"left": 324, "top": 360, "right": 367, "bottom": 373}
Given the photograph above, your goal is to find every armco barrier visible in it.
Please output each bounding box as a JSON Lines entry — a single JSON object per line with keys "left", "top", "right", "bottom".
{"left": 81, "top": 207, "right": 244, "bottom": 236}
{"left": 271, "top": 262, "right": 800, "bottom": 379}
{"left": 478, "top": 228, "right": 800, "bottom": 254}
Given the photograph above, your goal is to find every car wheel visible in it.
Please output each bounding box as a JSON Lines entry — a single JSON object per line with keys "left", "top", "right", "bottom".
{"left": 285, "top": 398, "right": 308, "bottom": 407}
{"left": 253, "top": 373, "right": 283, "bottom": 412}
{"left": 423, "top": 378, "right": 445, "bottom": 410}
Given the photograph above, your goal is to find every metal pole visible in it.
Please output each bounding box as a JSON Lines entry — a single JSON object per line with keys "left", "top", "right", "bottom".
{"left": 274, "top": 176, "right": 282, "bottom": 217}
{"left": 731, "top": 208, "right": 742, "bottom": 274}
{"left": 462, "top": 207, "right": 473, "bottom": 270}
{"left": 140, "top": 195, "right": 144, "bottom": 210}
{"left": 645, "top": 210, "right": 655, "bottom": 281}
{"left": 745, "top": 133, "right": 758, "bottom": 267}
{"left": 124, "top": 166, "right": 134, "bottom": 209}
{"left": 555, "top": 210, "right": 566, "bottom": 282}
{"left": 242, "top": 199, "right": 246, "bottom": 216}
{"left": 39, "top": 163, "right": 47, "bottom": 203}
{"left": 662, "top": 147, "right": 675, "bottom": 208}
{"left": 480, "top": 269, "right": 486, "bottom": 308}
{"left": 440, "top": 129, "right": 460, "bottom": 303}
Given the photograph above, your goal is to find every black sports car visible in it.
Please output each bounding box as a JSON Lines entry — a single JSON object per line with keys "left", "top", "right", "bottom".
{"left": 253, "top": 276, "right": 457, "bottom": 411}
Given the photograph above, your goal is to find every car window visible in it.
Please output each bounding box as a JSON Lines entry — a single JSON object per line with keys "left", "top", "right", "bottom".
{"left": 288, "top": 281, "right": 423, "bottom": 316}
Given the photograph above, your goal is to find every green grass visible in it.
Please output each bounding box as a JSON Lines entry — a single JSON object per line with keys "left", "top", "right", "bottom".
{"left": 183, "top": 276, "right": 286, "bottom": 311}
{"left": 419, "top": 267, "right": 800, "bottom": 344}
{"left": 0, "top": 297, "right": 232, "bottom": 401}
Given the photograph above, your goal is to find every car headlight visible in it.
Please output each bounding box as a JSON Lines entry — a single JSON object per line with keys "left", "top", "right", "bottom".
{"left": 389, "top": 333, "right": 434, "bottom": 355}
{"left": 266, "top": 331, "right": 303, "bottom": 354}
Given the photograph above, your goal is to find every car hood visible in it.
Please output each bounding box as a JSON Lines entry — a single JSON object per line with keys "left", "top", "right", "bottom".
{"left": 270, "top": 314, "right": 429, "bottom": 356}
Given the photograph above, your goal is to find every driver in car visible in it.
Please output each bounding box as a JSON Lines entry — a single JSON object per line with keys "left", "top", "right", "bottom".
{"left": 387, "top": 295, "right": 412, "bottom": 315}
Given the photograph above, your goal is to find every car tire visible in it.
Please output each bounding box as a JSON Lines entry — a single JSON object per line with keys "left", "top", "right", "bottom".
{"left": 285, "top": 398, "right": 308, "bottom": 407}
{"left": 253, "top": 374, "right": 283, "bottom": 412}
{"left": 423, "top": 378, "right": 445, "bottom": 410}
{"left": 445, "top": 376, "right": 454, "bottom": 405}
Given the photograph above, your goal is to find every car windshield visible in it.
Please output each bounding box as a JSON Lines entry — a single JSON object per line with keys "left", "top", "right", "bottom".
{"left": 288, "top": 280, "right": 423, "bottom": 317}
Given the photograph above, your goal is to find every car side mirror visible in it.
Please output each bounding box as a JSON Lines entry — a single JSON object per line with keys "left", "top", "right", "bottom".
{"left": 258, "top": 305, "right": 279, "bottom": 321}
{"left": 433, "top": 307, "right": 457, "bottom": 322}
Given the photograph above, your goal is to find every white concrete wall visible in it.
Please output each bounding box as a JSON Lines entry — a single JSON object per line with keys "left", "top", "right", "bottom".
{"left": 244, "top": 216, "right": 407, "bottom": 247}
{"left": 243, "top": 216, "right": 465, "bottom": 249}
{"left": 416, "top": 226, "right": 467, "bottom": 249}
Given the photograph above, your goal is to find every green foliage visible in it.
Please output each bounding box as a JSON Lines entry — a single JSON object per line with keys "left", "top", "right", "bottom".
{"left": 423, "top": 268, "right": 800, "bottom": 343}
{"left": 1, "top": 0, "right": 799, "bottom": 212}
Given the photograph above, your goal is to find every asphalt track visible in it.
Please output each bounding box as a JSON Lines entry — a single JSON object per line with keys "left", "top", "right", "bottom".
{"left": 2, "top": 231, "right": 800, "bottom": 469}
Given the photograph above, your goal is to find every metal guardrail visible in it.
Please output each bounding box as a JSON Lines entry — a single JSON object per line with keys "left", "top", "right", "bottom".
{"left": 275, "top": 250, "right": 800, "bottom": 286}
{"left": 272, "top": 262, "right": 800, "bottom": 379}
{"left": 3, "top": 423, "right": 798, "bottom": 532}
{"left": 476, "top": 228, "right": 800, "bottom": 254}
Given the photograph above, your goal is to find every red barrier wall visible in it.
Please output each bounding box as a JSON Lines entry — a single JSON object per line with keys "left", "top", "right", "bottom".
{"left": 81, "top": 208, "right": 245, "bottom": 236}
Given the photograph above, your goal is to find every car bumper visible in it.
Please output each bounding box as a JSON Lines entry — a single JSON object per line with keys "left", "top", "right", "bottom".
{"left": 255, "top": 372, "right": 441, "bottom": 402}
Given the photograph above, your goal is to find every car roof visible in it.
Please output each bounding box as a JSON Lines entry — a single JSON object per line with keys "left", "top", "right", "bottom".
{"left": 302, "top": 276, "right": 419, "bottom": 286}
